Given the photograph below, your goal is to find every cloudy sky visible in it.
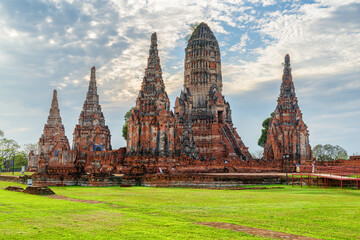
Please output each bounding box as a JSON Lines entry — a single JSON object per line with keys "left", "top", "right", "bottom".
{"left": 0, "top": 0, "right": 359, "bottom": 156}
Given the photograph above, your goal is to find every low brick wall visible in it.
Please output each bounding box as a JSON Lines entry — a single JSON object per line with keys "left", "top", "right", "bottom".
{"left": 132, "top": 173, "right": 283, "bottom": 187}
{"left": 0, "top": 175, "right": 31, "bottom": 184}
{"left": 32, "top": 175, "right": 123, "bottom": 187}
{"left": 315, "top": 157, "right": 360, "bottom": 167}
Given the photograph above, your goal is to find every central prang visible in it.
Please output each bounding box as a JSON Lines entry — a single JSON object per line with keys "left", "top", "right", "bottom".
{"left": 126, "top": 23, "right": 251, "bottom": 160}
{"left": 174, "top": 23, "right": 251, "bottom": 160}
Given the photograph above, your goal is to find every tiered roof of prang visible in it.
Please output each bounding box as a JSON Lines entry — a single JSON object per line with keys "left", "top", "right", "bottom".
{"left": 263, "top": 54, "right": 312, "bottom": 162}
{"left": 78, "top": 66, "right": 106, "bottom": 127}
{"left": 41, "top": 89, "right": 69, "bottom": 146}
{"left": 136, "top": 32, "right": 171, "bottom": 117}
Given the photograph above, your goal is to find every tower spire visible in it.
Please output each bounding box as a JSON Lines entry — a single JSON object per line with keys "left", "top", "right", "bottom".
{"left": 73, "top": 66, "right": 111, "bottom": 151}
{"left": 280, "top": 54, "right": 295, "bottom": 98}
{"left": 143, "top": 32, "right": 162, "bottom": 83}
{"left": 127, "top": 32, "right": 175, "bottom": 157}
{"left": 263, "top": 54, "right": 312, "bottom": 162}
{"left": 47, "top": 89, "right": 62, "bottom": 127}
{"left": 51, "top": 89, "right": 58, "bottom": 109}
{"left": 78, "top": 66, "right": 104, "bottom": 127}
{"left": 283, "top": 54, "right": 292, "bottom": 81}
{"left": 86, "top": 66, "right": 99, "bottom": 104}
{"left": 38, "top": 89, "right": 70, "bottom": 160}
{"left": 137, "top": 32, "right": 170, "bottom": 115}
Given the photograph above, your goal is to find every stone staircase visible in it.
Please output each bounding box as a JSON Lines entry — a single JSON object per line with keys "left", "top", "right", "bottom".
{"left": 221, "top": 123, "right": 243, "bottom": 159}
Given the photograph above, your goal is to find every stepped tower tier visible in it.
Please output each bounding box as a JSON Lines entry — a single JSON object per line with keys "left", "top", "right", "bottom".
{"left": 72, "top": 66, "right": 111, "bottom": 152}
{"left": 28, "top": 90, "right": 71, "bottom": 171}
{"left": 264, "top": 54, "right": 312, "bottom": 163}
{"left": 184, "top": 22, "right": 223, "bottom": 117}
{"left": 174, "top": 22, "right": 251, "bottom": 160}
{"left": 127, "top": 33, "right": 176, "bottom": 157}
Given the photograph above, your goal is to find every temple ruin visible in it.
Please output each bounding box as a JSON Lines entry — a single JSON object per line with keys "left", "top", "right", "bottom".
{"left": 27, "top": 23, "right": 315, "bottom": 186}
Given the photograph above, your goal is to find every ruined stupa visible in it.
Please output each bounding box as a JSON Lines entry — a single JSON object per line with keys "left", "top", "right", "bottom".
{"left": 127, "top": 33, "right": 176, "bottom": 157}
{"left": 28, "top": 90, "right": 71, "bottom": 171}
{"left": 174, "top": 23, "right": 251, "bottom": 160}
{"left": 264, "top": 54, "right": 312, "bottom": 163}
{"left": 72, "top": 67, "right": 111, "bottom": 152}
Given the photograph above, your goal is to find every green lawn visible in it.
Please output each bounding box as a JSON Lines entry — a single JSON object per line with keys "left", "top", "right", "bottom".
{"left": 0, "top": 172, "right": 33, "bottom": 176}
{"left": 0, "top": 181, "right": 359, "bottom": 240}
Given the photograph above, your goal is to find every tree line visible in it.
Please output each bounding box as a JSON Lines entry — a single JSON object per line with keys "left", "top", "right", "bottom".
{"left": 0, "top": 130, "right": 36, "bottom": 172}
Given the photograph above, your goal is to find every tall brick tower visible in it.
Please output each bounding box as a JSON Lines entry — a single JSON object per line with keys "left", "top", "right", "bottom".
{"left": 38, "top": 90, "right": 70, "bottom": 155}
{"left": 264, "top": 54, "right": 312, "bottom": 163}
{"left": 127, "top": 33, "right": 175, "bottom": 157}
{"left": 28, "top": 90, "right": 71, "bottom": 171}
{"left": 72, "top": 67, "right": 111, "bottom": 152}
{"left": 174, "top": 22, "right": 251, "bottom": 160}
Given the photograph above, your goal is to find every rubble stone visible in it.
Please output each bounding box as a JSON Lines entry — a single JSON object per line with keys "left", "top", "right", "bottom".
{"left": 24, "top": 186, "right": 55, "bottom": 195}
{"left": 5, "top": 186, "right": 24, "bottom": 192}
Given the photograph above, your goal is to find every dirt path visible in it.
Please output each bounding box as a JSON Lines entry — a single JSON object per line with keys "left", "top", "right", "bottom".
{"left": 46, "top": 195, "right": 124, "bottom": 208}
{"left": 196, "top": 222, "right": 322, "bottom": 240}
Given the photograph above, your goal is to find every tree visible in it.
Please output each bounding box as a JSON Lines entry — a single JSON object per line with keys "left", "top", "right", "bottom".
{"left": 122, "top": 107, "right": 135, "bottom": 141}
{"left": 184, "top": 22, "right": 200, "bottom": 41}
{"left": 312, "top": 144, "right": 326, "bottom": 161}
{"left": 0, "top": 130, "right": 34, "bottom": 172}
{"left": 257, "top": 113, "right": 274, "bottom": 148}
{"left": 0, "top": 137, "right": 20, "bottom": 172}
{"left": 14, "top": 151, "right": 28, "bottom": 169}
{"left": 312, "top": 144, "right": 348, "bottom": 161}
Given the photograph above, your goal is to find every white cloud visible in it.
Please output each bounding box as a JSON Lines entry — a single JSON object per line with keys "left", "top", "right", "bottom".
{"left": 57, "top": 0, "right": 253, "bottom": 107}
{"left": 261, "top": 0, "right": 276, "bottom": 7}
{"left": 221, "top": 1, "right": 360, "bottom": 94}
{"left": 229, "top": 33, "right": 249, "bottom": 52}
{"left": 46, "top": 16, "right": 52, "bottom": 23}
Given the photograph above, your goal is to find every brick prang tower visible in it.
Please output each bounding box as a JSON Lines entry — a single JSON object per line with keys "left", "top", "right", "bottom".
{"left": 28, "top": 90, "right": 71, "bottom": 171}
{"left": 38, "top": 90, "right": 70, "bottom": 155}
{"left": 264, "top": 54, "right": 312, "bottom": 163}
{"left": 72, "top": 67, "right": 111, "bottom": 152}
{"left": 126, "top": 33, "right": 175, "bottom": 157}
{"left": 174, "top": 23, "right": 251, "bottom": 160}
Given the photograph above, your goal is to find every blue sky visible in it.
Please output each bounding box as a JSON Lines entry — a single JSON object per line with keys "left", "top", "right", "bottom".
{"left": 0, "top": 0, "right": 359, "bottom": 156}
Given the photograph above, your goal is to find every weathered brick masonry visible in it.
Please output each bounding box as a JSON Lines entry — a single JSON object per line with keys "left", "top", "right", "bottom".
{"left": 28, "top": 23, "right": 320, "bottom": 186}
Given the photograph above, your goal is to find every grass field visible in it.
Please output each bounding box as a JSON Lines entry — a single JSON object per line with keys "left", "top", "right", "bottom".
{"left": 0, "top": 172, "right": 33, "bottom": 176}
{"left": 1, "top": 181, "right": 359, "bottom": 240}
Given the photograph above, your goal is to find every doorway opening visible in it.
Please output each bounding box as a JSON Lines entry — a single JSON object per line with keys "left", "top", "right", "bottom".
{"left": 218, "top": 111, "right": 223, "bottom": 123}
